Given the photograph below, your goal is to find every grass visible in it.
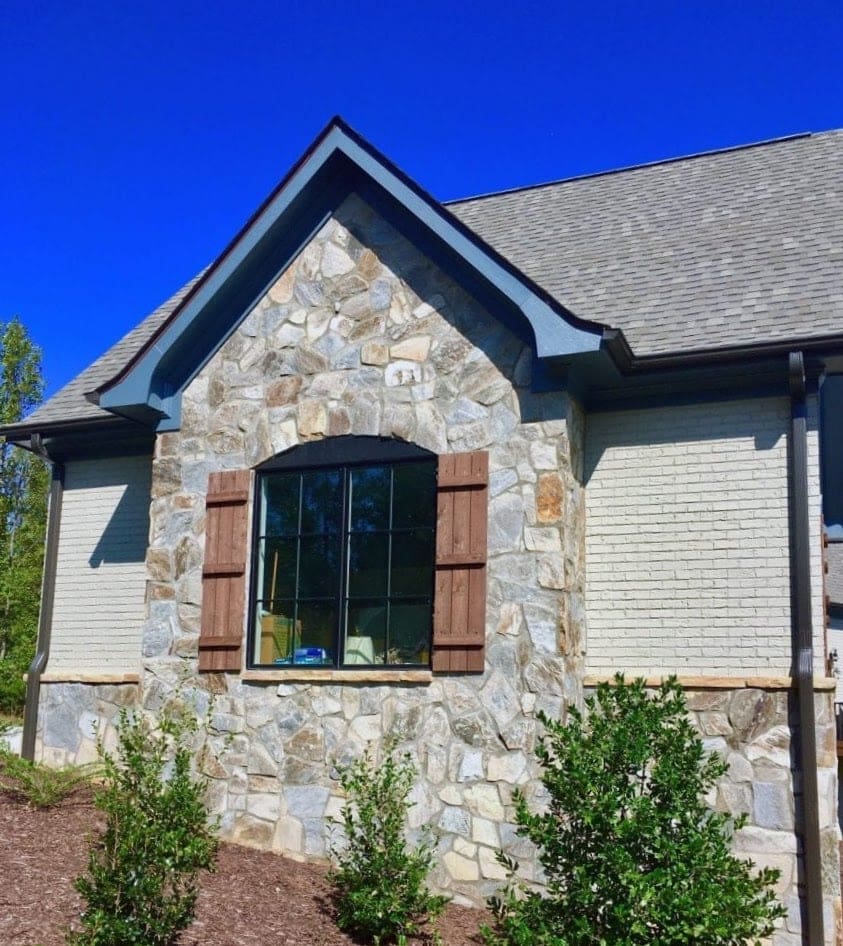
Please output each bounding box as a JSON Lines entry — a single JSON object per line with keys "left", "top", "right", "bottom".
{"left": 0, "top": 746, "right": 98, "bottom": 808}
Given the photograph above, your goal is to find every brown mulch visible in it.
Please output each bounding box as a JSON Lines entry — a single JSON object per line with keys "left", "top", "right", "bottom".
{"left": 0, "top": 791, "right": 487, "bottom": 945}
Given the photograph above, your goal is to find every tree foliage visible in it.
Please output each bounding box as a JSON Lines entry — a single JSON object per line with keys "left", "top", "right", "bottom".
{"left": 484, "top": 676, "right": 786, "bottom": 946}
{"left": 0, "top": 317, "right": 47, "bottom": 714}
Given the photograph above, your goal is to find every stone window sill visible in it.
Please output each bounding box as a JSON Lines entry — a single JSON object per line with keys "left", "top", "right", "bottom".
{"left": 241, "top": 669, "right": 433, "bottom": 684}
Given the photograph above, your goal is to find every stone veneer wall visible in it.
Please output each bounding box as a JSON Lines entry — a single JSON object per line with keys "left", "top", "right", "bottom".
{"left": 140, "top": 193, "right": 587, "bottom": 902}
{"left": 678, "top": 686, "right": 840, "bottom": 946}
{"left": 34, "top": 681, "right": 138, "bottom": 767}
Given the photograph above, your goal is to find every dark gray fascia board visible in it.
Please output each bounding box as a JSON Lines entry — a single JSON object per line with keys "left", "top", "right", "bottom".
{"left": 575, "top": 329, "right": 837, "bottom": 410}
{"left": 95, "top": 119, "right": 606, "bottom": 428}
{"left": 0, "top": 416, "right": 154, "bottom": 462}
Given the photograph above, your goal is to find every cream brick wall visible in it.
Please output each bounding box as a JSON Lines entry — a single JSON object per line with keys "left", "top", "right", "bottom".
{"left": 49, "top": 455, "right": 151, "bottom": 673}
{"left": 585, "top": 396, "right": 824, "bottom": 677}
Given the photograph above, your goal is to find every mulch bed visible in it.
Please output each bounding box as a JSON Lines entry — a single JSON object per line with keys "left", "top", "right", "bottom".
{"left": 0, "top": 790, "right": 488, "bottom": 945}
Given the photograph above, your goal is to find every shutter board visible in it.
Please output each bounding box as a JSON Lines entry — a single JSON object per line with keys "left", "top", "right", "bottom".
{"left": 199, "top": 470, "right": 250, "bottom": 672}
{"left": 433, "top": 451, "right": 488, "bottom": 673}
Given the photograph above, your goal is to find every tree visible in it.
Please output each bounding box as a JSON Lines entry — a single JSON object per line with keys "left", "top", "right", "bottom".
{"left": 484, "top": 676, "right": 786, "bottom": 946}
{"left": 0, "top": 317, "right": 48, "bottom": 715}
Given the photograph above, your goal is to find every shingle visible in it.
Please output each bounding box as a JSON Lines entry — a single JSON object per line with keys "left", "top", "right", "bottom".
{"left": 18, "top": 274, "right": 203, "bottom": 428}
{"left": 451, "top": 130, "right": 843, "bottom": 357}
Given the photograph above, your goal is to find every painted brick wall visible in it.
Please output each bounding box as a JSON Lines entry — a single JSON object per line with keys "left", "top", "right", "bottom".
{"left": 49, "top": 455, "right": 151, "bottom": 673}
{"left": 585, "top": 396, "right": 824, "bottom": 677}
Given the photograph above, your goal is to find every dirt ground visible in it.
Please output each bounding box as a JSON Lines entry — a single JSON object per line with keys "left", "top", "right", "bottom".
{"left": 0, "top": 790, "right": 488, "bottom": 946}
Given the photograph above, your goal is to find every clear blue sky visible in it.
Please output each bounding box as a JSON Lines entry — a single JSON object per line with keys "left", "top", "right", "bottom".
{"left": 2, "top": 0, "right": 842, "bottom": 401}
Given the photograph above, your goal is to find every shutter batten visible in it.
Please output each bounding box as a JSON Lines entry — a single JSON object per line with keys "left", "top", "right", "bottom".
{"left": 433, "top": 451, "right": 488, "bottom": 673}
{"left": 199, "top": 469, "right": 250, "bottom": 672}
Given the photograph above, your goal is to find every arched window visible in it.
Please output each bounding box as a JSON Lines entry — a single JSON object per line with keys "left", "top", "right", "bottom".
{"left": 249, "top": 437, "right": 437, "bottom": 668}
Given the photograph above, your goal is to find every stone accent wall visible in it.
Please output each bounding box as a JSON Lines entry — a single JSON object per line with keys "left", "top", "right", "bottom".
{"left": 141, "top": 193, "right": 587, "bottom": 902}
{"left": 682, "top": 687, "right": 839, "bottom": 945}
{"left": 34, "top": 681, "right": 138, "bottom": 767}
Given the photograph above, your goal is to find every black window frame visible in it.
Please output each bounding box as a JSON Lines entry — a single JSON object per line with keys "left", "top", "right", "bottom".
{"left": 247, "top": 436, "right": 437, "bottom": 671}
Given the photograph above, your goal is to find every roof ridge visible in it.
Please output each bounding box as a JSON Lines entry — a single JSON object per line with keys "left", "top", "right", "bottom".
{"left": 446, "top": 131, "right": 819, "bottom": 206}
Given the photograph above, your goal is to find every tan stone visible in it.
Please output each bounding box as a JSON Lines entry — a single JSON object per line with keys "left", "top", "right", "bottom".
{"left": 268, "top": 266, "right": 296, "bottom": 303}
{"left": 327, "top": 406, "right": 352, "bottom": 436}
{"left": 357, "top": 249, "right": 380, "bottom": 280}
{"left": 273, "top": 816, "right": 304, "bottom": 854}
{"left": 536, "top": 473, "right": 563, "bottom": 523}
{"left": 464, "top": 784, "right": 505, "bottom": 820}
{"left": 266, "top": 376, "right": 303, "bottom": 407}
{"left": 297, "top": 401, "right": 327, "bottom": 439}
{"left": 443, "top": 851, "right": 479, "bottom": 882}
{"left": 361, "top": 342, "right": 389, "bottom": 366}
{"left": 390, "top": 336, "right": 431, "bottom": 362}
{"left": 146, "top": 548, "right": 173, "bottom": 581}
{"left": 478, "top": 845, "right": 509, "bottom": 880}
{"left": 472, "top": 817, "right": 499, "bottom": 847}
{"left": 147, "top": 582, "right": 175, "bottom": 600}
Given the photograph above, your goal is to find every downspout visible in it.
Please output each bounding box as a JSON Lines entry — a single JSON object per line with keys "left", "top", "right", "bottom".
{"left": 21, "top": 441, "right": 63, "bottom": 762}
{"left": 788, "top": 351, "right": 825, "bottom": 944}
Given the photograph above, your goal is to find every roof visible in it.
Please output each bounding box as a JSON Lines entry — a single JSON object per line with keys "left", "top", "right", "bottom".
{"left": 19, "top": 274, "right": 203, "bottom": 430}
{"left": 450, "top": 130, "right": 843, "bottom": 357}
{"left": 9, "top": 127, "right": 843, "bottom": 433}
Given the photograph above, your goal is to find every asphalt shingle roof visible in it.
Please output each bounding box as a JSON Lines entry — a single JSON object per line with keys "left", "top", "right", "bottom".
{"left": 20, "top": 275, "right": 203, "bottom": 429}
{"left": 450, "top": 130, "right": 843, "bottom": 357}
{"left": 12, "top": 130, "right": 843, "bottom": 431}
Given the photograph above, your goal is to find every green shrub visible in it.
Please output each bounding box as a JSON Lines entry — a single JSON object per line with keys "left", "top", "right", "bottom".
{"left": 0, "top": 746, "right": 97, "bottom": 807}
{"left": 67, "top": 707, "right": 219, "bottom": 946}
{"left": 484, "top": 675, "right": 786, "bottom": 946}
{"left": 330, "top": 743, "right": 448, "bottom": 945}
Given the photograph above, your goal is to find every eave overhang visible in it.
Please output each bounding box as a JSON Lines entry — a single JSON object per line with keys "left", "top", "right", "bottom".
{"left": 91, "top": 118, "right": 606, "bottom": 431}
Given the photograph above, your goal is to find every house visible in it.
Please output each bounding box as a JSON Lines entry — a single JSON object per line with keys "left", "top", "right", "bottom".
{"left": 2, "top": 119, "right": 842, "bottom": 943}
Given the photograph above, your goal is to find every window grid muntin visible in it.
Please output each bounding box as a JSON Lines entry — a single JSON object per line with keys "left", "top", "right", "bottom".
{"left": 250, "top": 457, "right": 435, "bottom": 669}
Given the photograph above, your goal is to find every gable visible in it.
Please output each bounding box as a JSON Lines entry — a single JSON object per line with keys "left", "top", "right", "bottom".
{"left": 94, "top": 120, "right": 605, "bottom": 432}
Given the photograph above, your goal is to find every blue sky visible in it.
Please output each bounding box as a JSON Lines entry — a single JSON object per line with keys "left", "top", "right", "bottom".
{"left": 2, "top": 0, "right": 842, "bottom": 401}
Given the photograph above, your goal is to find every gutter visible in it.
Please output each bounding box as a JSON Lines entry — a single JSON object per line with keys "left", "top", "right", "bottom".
{"left": 787, "top": 351, "right": 825, "bottom": 945}
{"left": 21, "top": 438, "right": 63, "bottom": 762}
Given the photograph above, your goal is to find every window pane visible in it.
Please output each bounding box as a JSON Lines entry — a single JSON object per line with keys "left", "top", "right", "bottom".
{"left": 390, "top": 529, "right": 434, "bottom": 597}
{"left": 295, "top": 602, "right": 336, "bottom": 663}
{"left": 299, "top": 536, "right": 340, "bottom": 598}
{"left": 388, "top": 603, "right": 431, "bottom": 665}
{"left": 255, "top": 603, "right": 296, "bottom": 664}
{"left": 348, "top": 533, "right": 389, "bottom": 597}
{"left": 350, "top": 466, "right": 390, "bottom": 532}
{"left": 345, "top": 602, "right": 386, "bottom": 665}
{"left": 259, "top": 537, "right": 297, "bottom": 602}
{"left": 301, "top": 469, "right": 343, "bottom": 534}
{"left": 393, "top": 462, "right": 436, "bottom": 528}
{"left": 263, "top": 473, "right": 300, "bottom": 536}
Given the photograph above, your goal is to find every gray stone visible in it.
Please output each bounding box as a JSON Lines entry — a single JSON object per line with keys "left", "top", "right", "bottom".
{"left": 487, "top": 493, "right": 523, "bottom": 552}
{"left": 285, "top": 785, "right": 329, "bottom": 819}
{"left": 43, "top": 700, "right": 82, "bottom": 752}
{"left": 753, "top": 781, "right": 794, "bottom": 831}
{"left": 439, "top": 805, "right": 471, "bottom": 835}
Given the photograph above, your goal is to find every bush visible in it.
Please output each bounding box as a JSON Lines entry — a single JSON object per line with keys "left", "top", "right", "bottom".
{"left": 484, "top": 675, "right": 786, "bottom": 946}
{"left": 67, "top": 707, "right": 219, "bottom": 946}
{"left": 330, "top": 743, "right": 448, "bottom": 945}
{"left": 0, "top": 746, "right": 96, "bottom": 808}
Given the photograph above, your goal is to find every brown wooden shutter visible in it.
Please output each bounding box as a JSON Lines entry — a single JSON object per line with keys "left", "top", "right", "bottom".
{"left": 198, "top": 470, "right": 250, "bottom": 672}
{"left": 432, "top": 451, "right": 488, "bottom": 673}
